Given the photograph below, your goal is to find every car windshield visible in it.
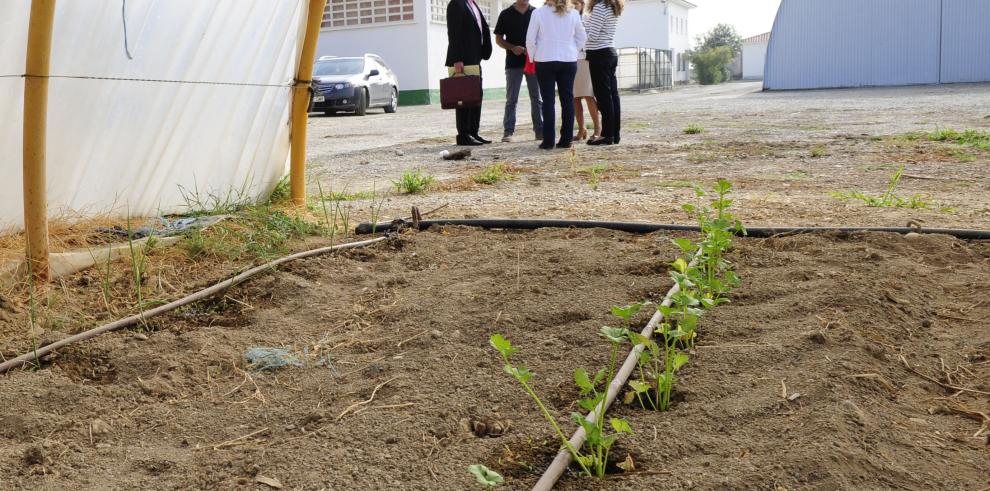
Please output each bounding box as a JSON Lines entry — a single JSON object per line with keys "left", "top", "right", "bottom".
{"left": 314, "top": 59, "right": 365, "bottom": 76}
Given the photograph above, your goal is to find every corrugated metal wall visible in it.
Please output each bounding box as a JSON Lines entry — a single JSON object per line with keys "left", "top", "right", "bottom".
{"left": 940, "top": 0, "right": 990, "bottom": 83}
{"left": 764, "top": 0, "right": 990, "bottom": 90}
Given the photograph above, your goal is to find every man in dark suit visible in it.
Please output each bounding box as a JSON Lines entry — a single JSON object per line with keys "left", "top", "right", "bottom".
{"left": 446, "top": 0, "right": 493, "bottom": 146}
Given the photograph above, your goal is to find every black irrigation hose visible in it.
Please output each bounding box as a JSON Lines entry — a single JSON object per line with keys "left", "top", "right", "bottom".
{"left": 355, "top": 218, "right": 990, "bottom": 240}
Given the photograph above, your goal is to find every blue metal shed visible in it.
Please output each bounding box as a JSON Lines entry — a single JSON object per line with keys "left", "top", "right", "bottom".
{"left": 764, "top": 0, "right": 990, "bottom": 90}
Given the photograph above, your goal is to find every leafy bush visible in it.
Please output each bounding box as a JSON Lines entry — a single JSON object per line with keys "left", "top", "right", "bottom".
{"left": 690, "top": 46, "right": 734, "bottom": 85}
{"left": 683, "top": 124, "right": 704, "bottom": 135}
{"left": 698, "top": 23, "right": 743, "bottom": 55}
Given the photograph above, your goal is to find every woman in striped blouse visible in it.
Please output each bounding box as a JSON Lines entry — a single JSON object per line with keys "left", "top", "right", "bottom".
{"left": 584, "top": 0, "right": 623, "bottom": 145}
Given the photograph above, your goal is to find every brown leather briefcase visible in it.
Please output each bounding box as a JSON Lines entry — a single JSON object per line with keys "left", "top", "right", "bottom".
{"left": 440, "top": 75, "right": 482, "bottom": 110}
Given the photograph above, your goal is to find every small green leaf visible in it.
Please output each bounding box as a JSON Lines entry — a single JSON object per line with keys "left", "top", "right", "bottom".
{"left": 593, "top": 368, "right": 607, "bottom": 386}
{"left": 575, "top": 368, "right": 593, "bottom": 392}
{"left": 489, "top": 334, "right": 517, "bottom": 358}
{"left": 610, "top": 417, "right": 633, "bottom": 435}
{"left": 505, "top": 365, "right": 532, "bottom": 383}
{"left": 578, "top": 398, "right": 598, "bottom": 412}
{"left": 601, "top": 433, "right": 619, "bottom": 450}
{"left": 628, "top": 380, "right": 652, "bottom": 394}
{"left": 673, "top": 353, "right": 690, "bottom": 370}
{"left": 468, "top": 464, "right": 504, "bottom": 487}
{"left": 575, "top": 454, "right": 595, "bottom": 469}
{"left": 599, "top": 326, "right": 629, "bottom": 344}
{"left": 672, "top": 258, "right": 689, "bottom": 274}
{"left": 672, "top": 238, "right": 696, "bottom": 253}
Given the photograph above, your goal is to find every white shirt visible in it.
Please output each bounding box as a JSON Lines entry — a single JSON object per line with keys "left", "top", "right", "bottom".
{"left": 525, "top": 5, "right": 587, "bottom": 63}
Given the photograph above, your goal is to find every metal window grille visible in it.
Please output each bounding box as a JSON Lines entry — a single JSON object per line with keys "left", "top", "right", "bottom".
{"left": 322, "top": 0, "right": 415, "bottom": 29}
{"left": 431, "top": 0, "right": 494, "bottom": 25}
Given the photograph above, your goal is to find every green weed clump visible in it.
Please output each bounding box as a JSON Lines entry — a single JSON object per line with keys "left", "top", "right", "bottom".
{"left": 180, "top": 207, "right": 322, "bottom": 262}
{"left": 831, "top": 165, "right": 937, "bottom": 210}
{"left": 268, "top": 176, "right": 291, "bottom": 204}
{"left": 927, "top": 128, "right": 990, "bottom": 149}
{"left": 810, "top": 145, "right": 827, "bottom": 158}
{"left": 393, "top": 170, "right": 435, "bottom": 194}
{"left": 683, "top": 124, "right": 705, "bottom": 135}
{"left": 578, "top": 164, "right": 608, "bottom": 190}
{"left": 473, "top": 163, "right": 514, "bottom": 185}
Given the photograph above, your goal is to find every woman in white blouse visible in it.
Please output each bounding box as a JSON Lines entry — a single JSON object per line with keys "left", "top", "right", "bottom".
{"left": 525, "top": 0, "right": 587, "bottom": 150}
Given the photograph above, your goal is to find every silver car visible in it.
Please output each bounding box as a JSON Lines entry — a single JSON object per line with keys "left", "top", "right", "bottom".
{"left": 311, "top": 54, "right": 399, "bottom": 116}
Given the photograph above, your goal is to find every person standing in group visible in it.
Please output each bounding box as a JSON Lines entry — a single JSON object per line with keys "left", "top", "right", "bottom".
{"left": 494, "top": 0, "right": 543, "bottom": 143}
{"left": 571, "top": 0, "right": 601, "bottom": 141}
{"left": 526, "top": 0, "right": 587, "bottom": 150}
{"left": 584, "top": 0, "right": 622, "bottom": 145}
{"left": 446, "top": 0, "right": 493, "bottom": 146}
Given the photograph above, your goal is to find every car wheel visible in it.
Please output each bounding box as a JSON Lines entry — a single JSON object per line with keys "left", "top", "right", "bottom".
{"left": 354, "top": 89, "right": 368, "bottom": 116}
{"left": 384, "top": 87, "right": 398, "bottom": 114}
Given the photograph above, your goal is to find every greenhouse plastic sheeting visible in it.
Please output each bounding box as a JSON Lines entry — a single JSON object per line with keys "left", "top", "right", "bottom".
{"left": 0, "top": 0, "right": 309, "bottom": 232}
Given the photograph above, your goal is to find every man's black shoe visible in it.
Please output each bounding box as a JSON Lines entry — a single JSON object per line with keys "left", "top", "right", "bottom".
{"left": 587, "top": 137, "right": 614, "bottom": 146}
{"left": 472, "top": 134, "right": 493, "bottom": 144}
{"left": 555, "top": 141, "right": 572, "bottom": 149}
{"left": 457, "top": 135, "right": 483, "bottom": 146}
{"left": 538, "top": 143, "right": 555, "bottom": 150}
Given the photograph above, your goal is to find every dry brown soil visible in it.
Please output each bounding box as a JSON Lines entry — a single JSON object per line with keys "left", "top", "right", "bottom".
{"left": 1, "top": 226, "right": 988, "bottom": 490}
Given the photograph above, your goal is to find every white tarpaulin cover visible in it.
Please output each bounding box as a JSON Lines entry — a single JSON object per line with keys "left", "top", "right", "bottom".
{"left": 0, "top": 0, "right": 309, "bottom": 232}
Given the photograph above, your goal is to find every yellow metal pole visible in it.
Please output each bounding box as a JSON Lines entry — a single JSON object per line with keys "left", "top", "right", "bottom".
{"left": 23, "top": 0, "right": 57, "bottom": 281}
{"left": 290, "top": 0, "right": 328, "bottom": 206}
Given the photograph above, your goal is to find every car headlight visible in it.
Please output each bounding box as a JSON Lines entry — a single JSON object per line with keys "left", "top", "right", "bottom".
{"left": 335, "top": 83, "right": 351, "bottom": 90}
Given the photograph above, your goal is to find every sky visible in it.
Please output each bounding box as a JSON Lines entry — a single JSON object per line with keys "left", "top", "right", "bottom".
{"left": 688, "top": 0, "right": 782, "bottom": 42}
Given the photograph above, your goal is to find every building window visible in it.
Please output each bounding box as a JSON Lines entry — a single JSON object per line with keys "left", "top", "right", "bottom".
{"left": 431, "top": 0, "right": 494, "bottom": 24}
{"left": 322, "top": 0, "right": 415, "bottom": 29}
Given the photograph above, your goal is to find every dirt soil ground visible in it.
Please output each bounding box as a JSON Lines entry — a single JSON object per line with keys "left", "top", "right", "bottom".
{"left": 306, "top": 81, "right": 990, "bottom": 230}
{"left": 1, "top": 226, "right": 988, "bottom": 490}
{"left": 1, "top": 82, "right": 989, "bottom": 490}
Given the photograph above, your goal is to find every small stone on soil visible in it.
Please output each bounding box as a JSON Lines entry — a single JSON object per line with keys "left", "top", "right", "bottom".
{"left": 90, "top": 418, "right": 112, "bottom": 436}
{"left": 255, "top": 475, "right": 283, "bottom": 489}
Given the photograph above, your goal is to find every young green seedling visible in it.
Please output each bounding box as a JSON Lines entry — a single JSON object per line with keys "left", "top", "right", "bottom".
{"left": 572, "top": 326, "right": 634, "bottom": 477}
{"left": 627, "top": 323, "right": 689, "bottom": 412}
{"left": 490, "top": 334, "right": 593, "bottom": 477}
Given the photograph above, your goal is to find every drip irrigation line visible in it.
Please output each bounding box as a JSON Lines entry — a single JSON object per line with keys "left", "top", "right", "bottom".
{"left": 0, "top": 236, "right": 388, "bottom": 375}
{"left": 355, "top": 218, "right": 990, "bottom": 240}
{"left": 14, "top": 73, "right": 292, "bottom": 88}
{"left": 532, "top": 249, "right": 704, "bottom": 491}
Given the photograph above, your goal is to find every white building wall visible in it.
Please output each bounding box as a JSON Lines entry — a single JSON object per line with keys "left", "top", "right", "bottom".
{"left": 742, "top": 41, "right": 767, "bottom": 80}
{"left": 614, "top": 0, "right": 668, "bottom": 50}
{"left": 669, "top": 3, "right": 692, "bottom": 82}
{"left": 317, "top": 22, "right": 428, "bottom": 90}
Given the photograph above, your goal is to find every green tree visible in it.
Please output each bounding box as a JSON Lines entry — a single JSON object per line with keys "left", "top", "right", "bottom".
{"left": 697, "top": 23, "right": 743, "bottom": 55}
{"left": 689, "top": 46, "right": 734, "bottom": 85}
